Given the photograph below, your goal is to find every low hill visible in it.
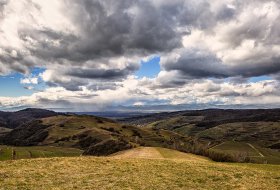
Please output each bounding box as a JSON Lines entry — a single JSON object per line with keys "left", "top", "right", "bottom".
{"left": 0, "top": 114, "right": 194, "bottom": 157}
{"left": 0, "top": 108, "right": 58, "bottom": 129}
{"left": 0, "top": 147, "right": 279, "bottom": 190}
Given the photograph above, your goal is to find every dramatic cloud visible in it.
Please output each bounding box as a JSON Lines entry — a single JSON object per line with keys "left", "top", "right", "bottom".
{"left": 0, "top": 0, "right": 280, "bottom": 110}
{"left": 0, "top": 0, "right": 185, "bottom": 79}
{"left": 162, "top": 0, "right": 280, "bottom": 79}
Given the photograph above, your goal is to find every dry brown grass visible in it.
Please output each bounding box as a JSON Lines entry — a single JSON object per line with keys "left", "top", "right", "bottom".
{"left": 0, "top": 147, "right": 279, "bottom": 190}
{"left": 111, "top": 147, "right": 163, "bottom": 159}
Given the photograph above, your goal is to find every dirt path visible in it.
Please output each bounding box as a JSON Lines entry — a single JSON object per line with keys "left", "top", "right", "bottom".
{"left": 111, "top": 147, "right": 163, "bottom": 159}
{"left": 210, "top": 142, "right": 225, "bottom": 149}
{"left": 247, "top": 143, "right": 264, "bottom": 157}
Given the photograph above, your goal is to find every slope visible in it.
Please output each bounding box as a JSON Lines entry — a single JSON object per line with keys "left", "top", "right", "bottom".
{"left": 120, "top": 109, "right": 280, "bottom": 163}
{"left": 0, "top": 147, "right": 279, "bottom": 190}
{"left": 0, "top": 108, "right": 58, "bottom": 129}
{"left": 0, "top": 114, "right": 195, "bottom": 157}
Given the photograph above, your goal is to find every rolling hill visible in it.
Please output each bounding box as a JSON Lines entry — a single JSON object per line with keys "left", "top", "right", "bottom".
{"left": 120, "top": 109, "right": 280, "bottom": 164}
{"left": 1, "top": 108, "right": 280, "bottom": 164}
{"left": 0, "top": 108, "right": 58, "bottom": 129}
{"left": 0, "top": 110, "right": 195, "bottom": 158}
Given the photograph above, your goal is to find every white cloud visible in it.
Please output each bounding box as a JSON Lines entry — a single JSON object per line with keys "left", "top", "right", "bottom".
{"left": 1, "top": 76, "right": 280, "bottom": 111}
{"left": 20, "top": 77, "right": 38, "bottom": 84}
{"left": 133, "top": 102, "right": 145, "bottom": 106}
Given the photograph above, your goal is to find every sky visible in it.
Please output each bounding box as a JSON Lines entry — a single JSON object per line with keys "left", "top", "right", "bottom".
{"left": 0, "top": 0, "right": 280, "bottom": 112}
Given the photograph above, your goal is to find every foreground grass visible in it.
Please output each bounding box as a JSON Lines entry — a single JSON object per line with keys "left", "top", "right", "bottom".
{"left": 0, "top": 148, "right": 279, "bottom": 190}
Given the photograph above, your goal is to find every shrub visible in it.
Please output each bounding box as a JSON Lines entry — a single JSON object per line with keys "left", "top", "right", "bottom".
{"left": 83, "top": 139, "right": 132, "bottom": 156}
{"left": 174, "top": 140, "right": 250, "bottom": 163}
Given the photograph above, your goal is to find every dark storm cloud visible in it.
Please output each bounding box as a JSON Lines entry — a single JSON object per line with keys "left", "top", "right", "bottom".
{"left": 19, "top": 28, "right": 79, "bottom": 61}
{"left": 0, "top": 0, "right": 246, "bottom": 78}
{"left": 0, "top": 49, "right": 32, "bottom": 75}
{"left": 1, "top": 0, "right": 196, "bottom": 84}
{"left": 162, "top": 48, "right": 280, "bottom": 80}
{"left": 0, "top": 0, "right": 280, "bottom": 90}
{"left": 162, "top": 49, "right": 230, "bottom": 78}
{"left": 65, "top": 65, "right": 138, "bottom": 80}
{"left": 43, "top": 68, "right": 125, "bottom": 91}
{"left": 272, "top": 73, "right": 280, "bottom": 81}
{"left": 231, "top": 56, "right": 280, "bottom": 78}
{"left": 160, "top": 0, "right": 280, "bottom": 81}
{"left": 17, "top": 0, "right": 235, "bottom": 66}
{"left": 19, "top": 0, "right": 183, "bottom": 64}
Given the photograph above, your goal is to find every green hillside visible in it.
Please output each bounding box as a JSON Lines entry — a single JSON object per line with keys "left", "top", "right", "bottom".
{"left": 0, "top": 147, "right": 279, "bottom": 190}
{"left": 121, "top": 110, "right": 280, "bottom": 164}
{"left": 1, "top": 109, "right": 280, "bottom": 164}
{"left": 1, "top": 115, "right": 195, "bottom": 159}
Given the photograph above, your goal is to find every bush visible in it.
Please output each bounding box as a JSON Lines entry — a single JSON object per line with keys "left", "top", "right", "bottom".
{"left": 174, "top": 140, "right": 250, "bottom": 163}
{"left": 206, "top": 150, "right": 235, "bottom": 162}
{"left": 132, "top": 129, "right": 142, "bottom": 138}
{"left": 83, "top": 139, "right": 132, "bottom": 156}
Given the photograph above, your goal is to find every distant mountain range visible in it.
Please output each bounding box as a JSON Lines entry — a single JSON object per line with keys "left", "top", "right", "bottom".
{"left": 120, "top": 109, "right": 280, "bottom": 127}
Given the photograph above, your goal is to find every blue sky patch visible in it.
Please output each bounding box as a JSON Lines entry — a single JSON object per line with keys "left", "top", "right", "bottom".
{"left": 135, "top": 56, "right": 161, "bottom": 78}
{"left": 249, "top": 76, "right": 272, "bottom": 83}
{"left": 0, "top": 67, "right": 46, "bottom": 97}
{"left": 0, "top": 73, "right": 33, "bottom": 97}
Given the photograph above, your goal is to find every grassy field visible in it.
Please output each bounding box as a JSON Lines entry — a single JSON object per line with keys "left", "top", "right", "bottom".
{"left": 197, "top": 122, "right": 280, "bottom": 142}
{"left": 211, "top": 141, "right": 280, "bottom": 164}
{"left": 0, "top": 147, "right": 279, "bottom": 190}
{"left": 142, "top": 119, "right": 280, "bottom": 164}
{"left": 0, "top": 145, "right": 82, "bottom": 161}
{"left": 145, "top": 116, "right": 203, "bottom": 136}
